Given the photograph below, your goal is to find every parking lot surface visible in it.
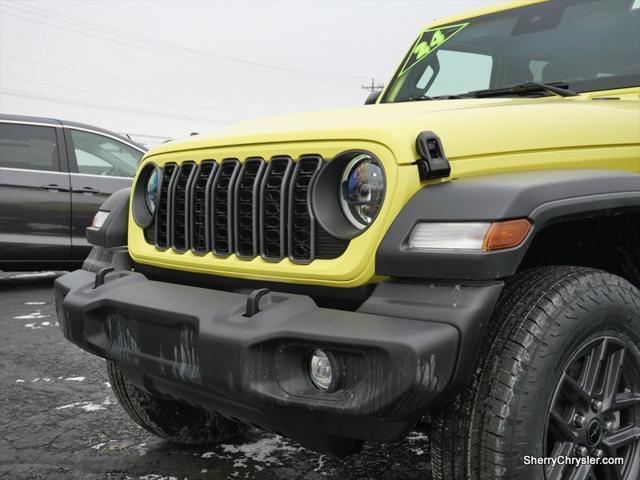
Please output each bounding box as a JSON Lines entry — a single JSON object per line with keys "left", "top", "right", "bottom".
{"left": 0, "top": 273, "right": 432, "bottom": 480}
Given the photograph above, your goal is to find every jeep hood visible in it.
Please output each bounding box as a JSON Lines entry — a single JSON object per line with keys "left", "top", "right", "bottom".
{"left": 148, "top": 96, "right": 640, "bottom": 165}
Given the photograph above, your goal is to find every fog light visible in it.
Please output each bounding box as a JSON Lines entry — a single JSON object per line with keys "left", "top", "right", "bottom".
{"left": 309, "top": 349, "right": 334, "bottom": 391}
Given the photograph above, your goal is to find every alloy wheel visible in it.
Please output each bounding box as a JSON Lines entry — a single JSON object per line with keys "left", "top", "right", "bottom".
{"left": 545, "top": 336, "right": 640, "bottom": 480}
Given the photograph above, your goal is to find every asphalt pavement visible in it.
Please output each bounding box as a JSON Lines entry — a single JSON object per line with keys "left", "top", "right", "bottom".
{"left": 0, "top": 272, "right": 432, "bottom": 480}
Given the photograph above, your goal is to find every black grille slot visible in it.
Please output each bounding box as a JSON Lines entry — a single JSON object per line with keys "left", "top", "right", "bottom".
{"left": 171, "top": 162, "right": 197, "bottom": 251}
{"left": 155, "top": 163, "right": 177, "bottom": 249}
{"left": 260, "top": 156, "right": 293, "bottom": 261}
{"left": 190, "top": 161, "right": 217, "bottom": 254}
{"left": 148, "top": 155, "right": 347, "bottom": 262}
{"left": 315, "top": 228, "right": 349, "bottom": 259}
{"left": 288, "top": 155, "right": 323, "bottom": 263}
{"left": 144, "top": 225, "right": 156, "bottom": 244}
{"left": 234, "top": 158, "right": 265, "bottom": 259}
{"left": 211, "top": 159, "right": 240, "bottom": 256}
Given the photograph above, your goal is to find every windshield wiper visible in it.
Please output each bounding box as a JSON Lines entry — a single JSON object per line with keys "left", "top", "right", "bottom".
{"left": 466, "top": 82, "right": 578, "bottom": 98}
{"left": 406, "top": 94, "right": 467, "bottom": 102}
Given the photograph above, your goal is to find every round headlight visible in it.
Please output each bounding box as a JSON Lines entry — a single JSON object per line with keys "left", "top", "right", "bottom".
{"left": 339, "top": 154, "right": 385, "bottom": 229}
{"left": 145, "top": 167, "right": 159, "bottom": 213}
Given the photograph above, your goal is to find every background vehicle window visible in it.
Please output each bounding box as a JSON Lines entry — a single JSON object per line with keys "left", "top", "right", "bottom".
{"left": 69, "top": 129, "right": 142, "bottom": 177}
{"left": 0, "top": 123, "right": 59, "bottom": 171}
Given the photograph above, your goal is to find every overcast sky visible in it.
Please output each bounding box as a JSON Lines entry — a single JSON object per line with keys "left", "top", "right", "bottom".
{"left": 0, "top": 0, "right": 499, "bottom": 142}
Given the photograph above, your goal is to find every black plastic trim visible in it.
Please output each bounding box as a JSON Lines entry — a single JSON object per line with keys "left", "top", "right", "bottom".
{"left": 154, "top": 163, "right": 178, "bottom": 250}
{"left": 54, "top": 268, "right": 477, "bottom": 455}
{"left": 288, "top": 155, "right": 323, "bottom": 264}
{"left": 132, "top": 163, "right": 160, "bottom": 229}
{"left": 415, "top": 131, "right": 451, "bottom": 180}
{"left": 171, "top": 162, "right": 197, "bottom": 253}
{"left": 134, "top": 261, "right": 374, "bottom": 311}
{"left": 189, "top": 160, "right": 218, "bottom": 255}
{"left": 234, "top": 157, "right": 266, "bottom": 259}
{"left": 211, "top": 159, "right": 240, "bottom": 257}
{"left": 376, "top": 169, "right": 640, "bottom": 280}
{"left": 259, "top": 156, "right": 294, "bottom": 261}
{"left": 85, "top": 188, "right": 131, "bottom": 248}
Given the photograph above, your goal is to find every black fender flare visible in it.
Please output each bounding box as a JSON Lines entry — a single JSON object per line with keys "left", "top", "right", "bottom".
{"left": 85, "top": 188, "right": 130, "bottom": 248}
{"left": 376, "top": 169, "right": 640, "bottom": 280}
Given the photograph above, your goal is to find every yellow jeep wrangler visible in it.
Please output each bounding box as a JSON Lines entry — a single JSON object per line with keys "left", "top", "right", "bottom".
{"left": 56, "top": 0, "right": 640, "bottom": 478}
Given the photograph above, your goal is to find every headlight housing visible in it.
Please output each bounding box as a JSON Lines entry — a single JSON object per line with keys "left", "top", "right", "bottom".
{"left": 145, "top": 167, "right": 159, "bottom": 214}
{"left": 132, "top": 163, "right": 161, "bottom": 228}
{"left": 339, "top": 154, "right": 385, "bottom": 230}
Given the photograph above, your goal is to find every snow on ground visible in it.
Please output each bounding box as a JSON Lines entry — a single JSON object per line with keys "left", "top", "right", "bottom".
{"left": 200, "top": 434, "right": 316, "bottom": 477}
{"left": 23, "top": 320, "right": 60, "bottom": 329}
{"left": 56, "top": 396, "right": 113, "bottom": 412}
{"left": 15, "top": 376, "right": 88, "bottom": 383}
{"left": 219, "top": 436, "right": 305, "bottom": 464}
{"left": 15, "top": 311, "right": 50, "bottom": 320}
{"left": 128, "top": 475, "right": 178, "bottom": 480}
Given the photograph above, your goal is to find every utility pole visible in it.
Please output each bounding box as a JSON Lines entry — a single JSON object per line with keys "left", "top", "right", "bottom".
{"left": 361, "top": 78, "right": 384, "bottom": 92}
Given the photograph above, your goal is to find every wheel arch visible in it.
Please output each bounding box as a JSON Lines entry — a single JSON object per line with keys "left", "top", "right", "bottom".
{"left": 375, "top": 169, "right": 640, "bottom": 281}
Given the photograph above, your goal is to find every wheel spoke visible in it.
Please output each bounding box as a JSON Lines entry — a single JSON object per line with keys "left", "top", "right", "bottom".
{"left": 569, "top": 462, "right": 593, "bottom": 480}
{"left": 613, "top": 392, "right": 640, "bottom": 410}
{"left": 549, "top": 410, "right": 579, "bottom": 442}
{"left": 546, "top": 441, "right": 574, "bottom": 480}
{"left": 602, "top": 426, "right": 640, "bottom": 451}
{"left": 601, "top": 461, "right": 623, "bottom": 480}
{"left": 602, "top": 349, "right": 626, "bottom": 412}
{"left": 560, "top": 374, "right": 592, "bottom": 407}
{"left": 582, "top": 339, "right": 608, "bottom": 396}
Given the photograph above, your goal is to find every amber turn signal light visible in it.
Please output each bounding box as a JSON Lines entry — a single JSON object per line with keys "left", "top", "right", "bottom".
{"left": 483, "top": 219, "right": 532, "bottom": 251}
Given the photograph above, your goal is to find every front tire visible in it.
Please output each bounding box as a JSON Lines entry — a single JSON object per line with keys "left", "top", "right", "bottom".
{"left": 107, "top": 361, "right": 245, "bottom": 445}
{"left": 431, "top": 266, "right": 640, "bottom": 480}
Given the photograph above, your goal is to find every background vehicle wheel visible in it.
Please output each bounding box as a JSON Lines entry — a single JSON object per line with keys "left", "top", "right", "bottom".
{"left": 107, "top": 361, "right": 245, "bottom": 445}
{"left": 431, "top": 266, "right": 640, "bottom": 480}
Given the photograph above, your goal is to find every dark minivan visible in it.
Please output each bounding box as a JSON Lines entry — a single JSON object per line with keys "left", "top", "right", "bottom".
{"left": 0, "top": 114, "right": 146, "bottom": 271}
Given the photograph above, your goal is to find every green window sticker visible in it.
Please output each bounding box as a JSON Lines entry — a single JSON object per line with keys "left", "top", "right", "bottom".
{"left": 399, "top": 23, "right": 468, "bottom": 76}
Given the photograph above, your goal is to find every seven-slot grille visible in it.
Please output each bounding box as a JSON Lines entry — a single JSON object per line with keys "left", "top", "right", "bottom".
{"left": 148, "top": 155, "right": 348, "bottom": 263}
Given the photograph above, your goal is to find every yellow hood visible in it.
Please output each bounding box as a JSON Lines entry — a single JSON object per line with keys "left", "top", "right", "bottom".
{"left": 146, "top": 92, "right": 640, "bottom": 166}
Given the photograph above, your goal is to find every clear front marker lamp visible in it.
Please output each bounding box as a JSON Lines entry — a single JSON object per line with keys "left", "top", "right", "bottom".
{"left": 408, "top": 219, "right": 531, "bottom": 251}
{"left": 91, "top": 210, "right": 110, "bottom": 229}
{"left": 309, "top": 349, "right": 336, "bottom": 391}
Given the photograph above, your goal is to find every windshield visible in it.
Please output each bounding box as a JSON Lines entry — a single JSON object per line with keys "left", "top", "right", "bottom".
{"left": 382, "top": 0, "right": 640, "bottom": 102}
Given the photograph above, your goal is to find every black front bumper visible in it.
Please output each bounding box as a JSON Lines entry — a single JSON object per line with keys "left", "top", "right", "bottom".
{"left": 55, "top": 267, "right": 501, "bottom": 455}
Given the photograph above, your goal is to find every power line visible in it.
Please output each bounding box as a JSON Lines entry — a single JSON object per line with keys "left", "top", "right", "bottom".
{"left": 0, "top": 88, "right": 228, "bottom": 125}
{"left": 0, "top": 73, "right": 250, "bottom": 118}
{"left": 0, "top": 53, "right": 294, "bottom": 110}
{"left": 0, "top": 2, "right": 358, "bottom": 87}
{"left": 361, "top": 78, "right": 384, "bottom": 93}
{"left": 6, "top": 0, "right": 362, "bottom": 81}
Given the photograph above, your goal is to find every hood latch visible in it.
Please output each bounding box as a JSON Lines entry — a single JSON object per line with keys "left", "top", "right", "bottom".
{"left": 415, "top": 131, "right": 451, "bottom": 181}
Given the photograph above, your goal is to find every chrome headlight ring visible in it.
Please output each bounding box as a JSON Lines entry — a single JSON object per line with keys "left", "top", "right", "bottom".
{"left": 339, "top": 153, "right": 385, "bottom": 230}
